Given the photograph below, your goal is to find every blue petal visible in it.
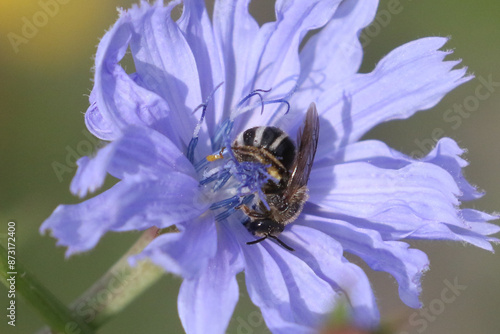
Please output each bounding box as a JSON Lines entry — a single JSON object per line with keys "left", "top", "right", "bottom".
{"left": 178, "top": 222, "right": 244, "bottom": 334}
{"left": 41, "top": 173, "right": 206, "bottom": 257}
{"left": 245, "top": 0, "right": 342, "bottom": 130}
{"left": 308, "top": 160, "right": 498, "bottom": 251}
{"left": 215, "top": 0, "right": 340, "bottom": 131}
{"left": 70, "top": 144, "right": 114, "bottom": 198}
{"left": 326, "top": 138, "right": 500, "bottom": 244}
{"left": 130, "top": 213, "right": 217, "bottom": 280}
{"left": 85, "top": 88, "right": 119, "bottom": 140}
{"left": 294, "top": 0, "right": 378, "bottom": 113}
{"left": 178, "top": 0, "right": 226, "bottom": 134}
{"left": 213, "top": 0, "right": 259, "bottom": 116}
{"left": 230, "top": 223, "right": 338, "bottom": 333}
{"left": 88, "top": 1, "right": 200, "bottom": 149}
{"left": 281, "top": 224, "right": 380, "bottom": 328}
{"left": 461, "top": 209, "right": 500, "bottom": 237}
{"left": 253, "top": 0, "right": 341, "bottom": 100}
{"left": 421, "top": 138, "right": 482, "bottom": 201}
{"left": 319, "top": 138, "right": 483, "bottom": 201}
{"left": 299, "top": 210, "right": 429, "bottom": 309}
{"left": 85, "top": 13, "right": 133, "bottom": 141}
{"left": 127, "top": 1, "right": 206, "bottom": 149}
{"left": 309, "top": 160, "right": 460, "bottom": 224}
{"left": 343, "top": 37, "right": 471, "bottom": 142}
{"left": 90, "top": 14, "right": 171, "bottom": 139}
{"left": 304, "top": 37, "right": 472, "bottom": 156}
{"left": 70, "top": 126, "right": 195, "bottom": 198}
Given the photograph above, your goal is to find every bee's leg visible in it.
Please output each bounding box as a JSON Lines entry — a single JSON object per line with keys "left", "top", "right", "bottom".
{"left": 258, "top": 200, "right": 272, "bottom": 213}
{"left": 236, "top": 204, "right": 266, "bottom": 219}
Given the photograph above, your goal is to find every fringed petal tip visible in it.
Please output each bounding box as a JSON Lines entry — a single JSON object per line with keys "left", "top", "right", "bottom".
{"left": 40, "top": 204, "right": 103, "bottom": 258}
{"left": 69, "top": 126, "right": 197, "bottom": 198}
{"left": 43, "top": 172, "right": 208, "bottom": 260}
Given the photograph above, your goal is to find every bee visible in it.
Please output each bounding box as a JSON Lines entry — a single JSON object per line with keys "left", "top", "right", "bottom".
{"left": 232, "top": 103, "right": 320, "bottom": 251}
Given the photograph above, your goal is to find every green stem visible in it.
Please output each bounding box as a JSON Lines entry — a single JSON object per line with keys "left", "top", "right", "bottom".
{"left": 36, "top": 226, "right": 165, "bottom": 333}
{"left": 0, "top": 244, "right": 94, "bottom": 334}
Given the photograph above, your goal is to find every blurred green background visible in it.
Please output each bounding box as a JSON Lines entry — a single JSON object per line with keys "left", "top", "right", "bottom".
{"left": 1, "top": 0, "right": 499, "bottom": 333}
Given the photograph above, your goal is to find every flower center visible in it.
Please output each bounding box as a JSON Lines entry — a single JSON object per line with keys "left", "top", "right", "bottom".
{"left": 187, "top": 86, "right": 292, "bottom": 224}
{"left": 195, "top": 119, "right": 275, "bottom": 223}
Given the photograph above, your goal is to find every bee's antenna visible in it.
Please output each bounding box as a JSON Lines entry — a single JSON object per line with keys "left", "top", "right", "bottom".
{"left": 269, "top": 235, "right": 295, "bottom": 251}
{"left": 246, "top": 236, "right": 268, "bottom": 245}
{"left": 246, "top": 235, "right": 295, "bottom": 251}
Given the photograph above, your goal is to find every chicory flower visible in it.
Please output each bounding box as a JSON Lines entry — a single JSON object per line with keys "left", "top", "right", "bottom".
{"left": 41, "top": 0, "right": 499, "bottom": 333}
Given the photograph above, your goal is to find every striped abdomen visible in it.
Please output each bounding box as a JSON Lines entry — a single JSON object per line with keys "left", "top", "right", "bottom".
{"left": 232, "top": 126, "right": 296, "bottom": 174}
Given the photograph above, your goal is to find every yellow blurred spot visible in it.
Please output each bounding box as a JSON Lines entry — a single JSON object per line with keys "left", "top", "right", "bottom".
{"left": 0, "top": 0, "right": 124, "bottom": 68}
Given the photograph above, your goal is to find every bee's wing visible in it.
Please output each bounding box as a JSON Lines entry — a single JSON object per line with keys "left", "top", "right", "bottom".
{"left": 285, "top": 102, "right": 320, "bottom": 198}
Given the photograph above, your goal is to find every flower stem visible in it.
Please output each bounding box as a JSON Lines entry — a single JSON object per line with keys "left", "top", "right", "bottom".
{"left": 35, "top": 226, "right": 165, "bottom": 333}
{"left": 0, "top": 243, "right": 95, "bottom": 334}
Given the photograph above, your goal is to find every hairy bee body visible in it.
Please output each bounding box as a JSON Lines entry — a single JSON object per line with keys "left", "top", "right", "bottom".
{"left": 232, "top": 126, "right": 295, "bottom": 185}
{"left": 232, "top": 103, "right": 320, "bottom": 250}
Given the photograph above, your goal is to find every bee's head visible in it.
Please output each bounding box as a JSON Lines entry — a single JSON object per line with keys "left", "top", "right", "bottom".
{"left": 244, "top": 218, "right": 283, "bottom": 237}
{"left": 244, "top": 219, "right": 293, "bottom": 251}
